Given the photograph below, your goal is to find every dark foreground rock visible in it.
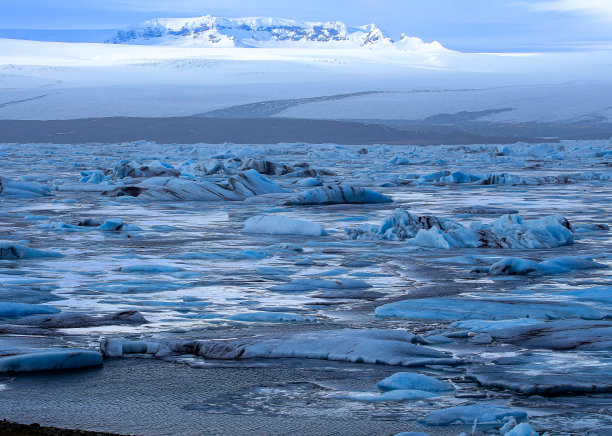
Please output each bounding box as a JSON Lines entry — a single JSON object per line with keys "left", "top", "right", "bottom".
{"left": 0, "top": 420, "right": 125, "bottom": 436}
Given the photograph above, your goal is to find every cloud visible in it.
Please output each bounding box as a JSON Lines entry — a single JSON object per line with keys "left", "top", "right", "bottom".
{"left": 529, "top": 0, "right": 612, "bottom": 21}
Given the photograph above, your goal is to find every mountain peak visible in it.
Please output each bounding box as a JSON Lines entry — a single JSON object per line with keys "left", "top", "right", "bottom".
{"left": 108, "top": 15, "right": 448, "bottom": 51}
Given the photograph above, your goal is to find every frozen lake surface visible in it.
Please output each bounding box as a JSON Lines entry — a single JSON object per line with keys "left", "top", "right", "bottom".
{"left": 0, "top": 139, "right": 611, "bottom": 435}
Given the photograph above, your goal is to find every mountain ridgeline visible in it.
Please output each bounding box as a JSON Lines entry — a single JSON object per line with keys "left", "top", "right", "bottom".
{"left": 108, "top": 15, "right": 447, "bottom": 51}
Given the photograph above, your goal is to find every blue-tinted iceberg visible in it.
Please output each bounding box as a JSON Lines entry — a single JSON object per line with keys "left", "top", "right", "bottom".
{"left": 0, "top": 349, "right": 103, "bottom": 373}
{"left": 474, "top": 256, "right": 607, "bottom": 275}
{"left": 284, "top": 185, "right": 392, "bottom": 205}
{"left": 0, "top": 176, "right": 52, "bottom": 197}
{"left": 0, "top": 242, "right": 63, "bottom": 260}
{"left": 0, "top": 302, "right": 60, "bottom": 317}
{"left": 377, "top": 372, "right": 454, "bottom": 392}
{"left": 422, "top": 404, "right": 527, "bottom": 426}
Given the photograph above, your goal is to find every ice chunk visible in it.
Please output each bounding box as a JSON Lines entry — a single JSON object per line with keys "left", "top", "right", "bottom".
{"left": 97, "top": 218, "right": 142, "bottom": 231}
{"left": 340, "top": 389, "right": 438, "bottom": 402}
{"left": 0, "top": 175, "right": 52, "bottom": 197}
{"left": 104, "top": 178, "right": 243, "bottom": 201}
{"left": 489, "top": 319, "right": 612, "bottom": 350}
{"left": 476, "top": 256, "right": 606, "bottom": 275}
{"left": 243, "top": 215, "right": 327, "bottom": 236}
{"left": 347, "top": 209, "right": 574, "bottom": 249}
{"left": 422, "top": 404, "right": 527, "bottom": 426}
{"left": 102, "top": 329, "right": 459, "bottom": 366}
{"left": 451, "top": 318, "right": 543, "bottom": 332}
{"left": 270, "top": 278, "right": 371, "bottom": 292}
{"left": 0, "top": 349, "right": 103, "bottom": 373}
{"left": 228, "top": 169, "right": 290, "bottom": 197}
{"left": 284, "top": 185, "right": 392, "bottom": 205}
{"left": 505, "top": 422, "right": 539, "bottom": 436}
{"left": 295, "top": 177, "right": 323, "bottom": 187}
{"left": 375, "top": 296, "right": 608, "bottom": 321}
{"left": 346, "top": 208, "right": 460, "bottom": 241}
{"left": 239, "top": 158, "right": 293, "bottom": 175}
{"left": 15, "top": 310, "right": 147, "bottom": 328}
{"left": 100, "top": 338, "right": 163, "bottom": 357}
{"left": 377, "top": 372, "right": 454, "bottom": 392}
{"left": 0, "top": 302, "right": 60, "bottom": 317}
{"left": 118, "top": 264, "right": 184, "bottom": 273}
{"left": 467, "top": 354, "right": 612, "bottom": 395}
{"left": 79, "top": 169, "right": 106, "bottom": 183}
{"left": 0, "top": 242, "right": 62, "bottom": 259}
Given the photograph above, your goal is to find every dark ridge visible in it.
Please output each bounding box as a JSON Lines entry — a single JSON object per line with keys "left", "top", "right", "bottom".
{"left": 0, "top": 420, "right": 124, "bottom": 436}
{"left": 0, "top": 117, "right": 539, "bottom": 145}
{"left": 194, "top": 91, "right": 385, "bottom": 118}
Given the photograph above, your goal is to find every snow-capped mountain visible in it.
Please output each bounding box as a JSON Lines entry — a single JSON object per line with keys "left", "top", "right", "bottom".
{"left": 108, "top": 15, "right": 447, "bottom": 51}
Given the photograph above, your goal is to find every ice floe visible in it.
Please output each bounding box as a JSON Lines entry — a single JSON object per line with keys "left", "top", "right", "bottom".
{"left": 377, "top": 372, "right": 454, "bottom": 392}
{"left": 284, "top": 185, "right": 392, "bottom": 205}
{"left": 0, "top": 302, "right": 60, "bottom": 317}
{"left": 269, "top": 278, "right": 371, "bottom": 292}
{"left": 101, "top": 329, "right": 460, "bottom": 366}
{"left": 104, "top": 177, "right": 243, "bottom": 201}
{"left": 472, "top": 255, "right": 607, "bottom": 275}
{"left": 228, "top": 169, "right": 291, "bottom": 197}
{"left": 488, "top": 319, "right": 612, "bottom": 351}
{"left": 339, "top": 389, "right": 438, "bottom": 402}
{"left": 0, "top": 175, "right": 52, "bottom": 198}
{"left": 243, "top": 215, "right": 327, "bottom": 236}
{"left": 375, "top": 295, "right": 608, "bottom": 321}
{"left": 0, "top": 242, "right": 62, "bottom": 259}
{"left": 347, "top": 208, "right": 574, "bottom": 249}
{"left": 0, "top": 349, "right": 103, "bottom": 373}
{"left": 7, "top": 310, "right": 147, "bottom": 329}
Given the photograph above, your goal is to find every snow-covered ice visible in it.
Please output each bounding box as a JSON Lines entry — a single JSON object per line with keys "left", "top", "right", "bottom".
{"left": 243, "top": 215, "right": 327, "bottom": 236}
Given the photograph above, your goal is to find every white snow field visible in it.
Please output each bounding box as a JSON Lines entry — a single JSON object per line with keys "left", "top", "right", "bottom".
{"left": 0, "top": 33, "right": 611, "bottom": 123}
{"left": 1, "top": 19, "right": 612, "bottom": 435}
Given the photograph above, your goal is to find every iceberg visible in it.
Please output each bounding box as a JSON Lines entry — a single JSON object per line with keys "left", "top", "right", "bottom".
{"left": 284, "top": 185, "right": 392, "bottom": 205}
{"left": 104, "top": 177, "right": 243, "bottom": 201}
{"left": 239, "top": 158, "right": 293, "bottom": 175}
{"left": 243, "top": 215, "right": 327, "bottom": 236}
{"left": 0, "top": 175, "right": 52, "bottom": 197}
{"left": 228, "top": 169, "right": 290, "bottom": 197}
{"left": 347, "top": 209, "right": 574, "bottom": 249}
{"left": 422, "top": 405, "right": 527, "bottom": 426}
{"left": 0, "top": 242, "right": 63, "bottom": 259}
{"left": 474, "top": 256, "right": 607, "bottom": 275}
{"left": 489, "top": 319, "right": 612, "bottom": 351}
{"left": 101, "top": 329, "right": 460, "bottom": 366}
{"left": 375, "top": 296, "right": 608, "bottom": 321}
{"left": 377, "top": 372, "right": 454, "bottom": 392}
{"left": 0, "top": 302, "right": 60, "bottom": 317}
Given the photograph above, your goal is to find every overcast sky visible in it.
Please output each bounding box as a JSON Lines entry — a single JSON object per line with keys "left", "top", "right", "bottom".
{"left": 1, "top": 0, "right": 611, "bottom": 51}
